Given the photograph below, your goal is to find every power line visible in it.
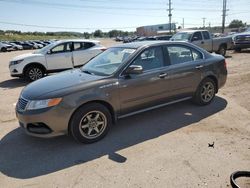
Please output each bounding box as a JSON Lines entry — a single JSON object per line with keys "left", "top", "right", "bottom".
{"left": 0, "top": 21, "right": 137, "bottom": 30}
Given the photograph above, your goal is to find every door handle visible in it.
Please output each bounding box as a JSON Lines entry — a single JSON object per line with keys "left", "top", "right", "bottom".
{"left": 201, "top": 41, "right": 204, "bottom": 44}
{"left": 158, "top": 73, "right": 168, "bottom": 78}
{"left": 195, "top": 65, "right": 204, "bottom": 69}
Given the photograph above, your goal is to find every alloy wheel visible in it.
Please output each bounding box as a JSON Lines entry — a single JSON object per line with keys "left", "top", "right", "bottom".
{"left": 201, "top": 82, "right": 215, "bottom": 102}
{"left": 79, "top": 111, "right": 107, "bottom": 139}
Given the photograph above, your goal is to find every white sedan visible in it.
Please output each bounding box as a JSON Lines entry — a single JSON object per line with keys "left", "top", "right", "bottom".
{"left": 9, "top": 39, "right": 106, "bottom": 81}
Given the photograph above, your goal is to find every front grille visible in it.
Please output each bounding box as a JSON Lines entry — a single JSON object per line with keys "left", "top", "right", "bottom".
{"left": 17, "top": 97, "right": 29, "bottom": 111}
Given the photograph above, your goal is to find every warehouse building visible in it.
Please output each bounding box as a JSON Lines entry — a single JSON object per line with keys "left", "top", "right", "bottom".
{"left": 136, "top": 23, "right": 176, "bottom": 36}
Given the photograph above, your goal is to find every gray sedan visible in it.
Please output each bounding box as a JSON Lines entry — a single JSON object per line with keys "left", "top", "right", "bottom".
{"left": 16, "top": 41, "right": 227, "bottom": 143}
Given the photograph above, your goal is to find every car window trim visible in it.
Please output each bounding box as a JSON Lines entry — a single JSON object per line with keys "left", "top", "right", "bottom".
{"left": 165, "top": 44, "right": 205, "bottom": 66}
{"left": 120, "top": 45, "right": 168, "bottom": 77}
{"left": 50, "top": 42, "right": 72, "bottom": 54}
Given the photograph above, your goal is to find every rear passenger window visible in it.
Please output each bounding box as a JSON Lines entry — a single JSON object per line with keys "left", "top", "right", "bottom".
{"left": 74, "top": 42, "right": 95, "bottom": 51}
{"left": 166, "top": 45, "right": 203, "bottom": 65}
{"left": 132, "top": 47, "right": 164, "bottom": 71}
{"left": 84, "top": 42, "right": 95, "bottom": 49}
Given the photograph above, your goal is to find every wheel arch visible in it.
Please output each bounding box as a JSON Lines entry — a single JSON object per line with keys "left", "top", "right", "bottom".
{"left": 68, "top": 100, "right": 116, "bottom": 135}
{"left": 23, "top": 62, "right": 47, "bottom": 74}
{"left": 202, "top": 75, "right": 218, "bottom": 93}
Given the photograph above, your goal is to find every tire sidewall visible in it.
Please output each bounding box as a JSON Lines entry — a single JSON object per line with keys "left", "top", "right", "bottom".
{"left": 70, "top": 103, "right": 112, "bottom": 144}
{"left": 193, "top": 78, "right": 216, "bottom": 105}
{"left": 25, "top": 66, "right": 44, "bottom": 81}
{"left": 219, "top": 45, "right": 226, "bottom": 56}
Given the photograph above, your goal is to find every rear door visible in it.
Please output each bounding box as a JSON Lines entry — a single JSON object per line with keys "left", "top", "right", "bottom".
{"left": 119, "top": 46, "right": 172, "bottom": 115}
{"left": 164, "top": 44, "right": 204, "bottom": 97}
{"left": 46, "top": 42, "right": 73, "bottom": 70}
{"left": 202, "top": 31, "right": 213, "bottom": 52}
{"left": 73, "top": 42, "right": 101, "bottom": 66}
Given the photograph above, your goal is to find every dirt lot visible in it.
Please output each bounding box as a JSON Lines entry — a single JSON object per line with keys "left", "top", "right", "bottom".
{"left": 0, "top": 39, "right": 249, "bottom": 188}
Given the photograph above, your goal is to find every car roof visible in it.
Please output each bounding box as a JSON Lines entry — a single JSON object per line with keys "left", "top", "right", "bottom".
{"left": 111, "top": 41, "right": 194, "bottom": 49}
{"left": 56, "top": 39, "right": 100, "bottom": 44}
{"left": 177, "top": 30, "right": 208, "bottom": 33}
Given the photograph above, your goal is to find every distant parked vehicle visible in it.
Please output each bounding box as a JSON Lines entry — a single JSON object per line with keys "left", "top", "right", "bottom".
{"left": 9, "top": 39, "right": 106, "bottom": 81}
{"left": 28, "top": 41, "right": 43, "bottom": 49}
{"left": 171, "top": 30, "right": 233, "bottom": 56}
{"left": 0, "top": 42, "right": 14, "bottom": 52}
{"left": 11, "top": 42, "right": 34, "bottom": 50}
{"left": 155, "top": 35, "right": 172, "bottom": 40}
{"left": 232, "top": 29, "right": 250, "bottom": 52}
{"left": 9, "top": 42, "right": 23, "bottom": 50}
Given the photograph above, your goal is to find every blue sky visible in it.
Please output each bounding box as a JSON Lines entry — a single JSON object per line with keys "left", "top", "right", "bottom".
{"left": 0, "top": 0, "right": 249, "bottom": 32}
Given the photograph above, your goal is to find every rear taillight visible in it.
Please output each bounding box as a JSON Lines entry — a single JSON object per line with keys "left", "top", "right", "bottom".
{"left": 224, "top": 60, "right": 227, "bottom": 69}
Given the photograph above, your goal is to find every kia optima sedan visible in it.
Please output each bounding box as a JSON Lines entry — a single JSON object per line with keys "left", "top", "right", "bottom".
{"left": 16, "top": 41, "right": 227, "bottom": 143}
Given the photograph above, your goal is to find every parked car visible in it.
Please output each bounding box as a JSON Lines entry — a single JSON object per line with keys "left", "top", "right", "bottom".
{"left": 0, "top": 42, "right": 14, "bottom": 52}
{"left": 9, "top": 39, "right": 106, "bottom": 81}
{"left": 12, "top": 42, "right": 34, "bottom": 50}
{"left": 9, "top": 42, "right": 23, "bottom": 50}
{"left": 28, "top": 41, "right": 43, "bottom": 49}
{"left": 171, "top": 30, "right": 233, "bottom": 56}
{"left": 232, "top": 29, "right": 250, "bottom": 52}
{"left": 15, "top": 41, "right": 227, "bottom": 143}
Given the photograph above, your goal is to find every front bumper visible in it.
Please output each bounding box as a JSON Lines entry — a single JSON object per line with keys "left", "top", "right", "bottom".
{"left": 233, "top": 42, "right": 250, "bottom": 49}
{"left": 16, "top": 103, "right": 72, "bottom": 138}
{"left": 9, "top": 65, "right": 23, "bottom": 77}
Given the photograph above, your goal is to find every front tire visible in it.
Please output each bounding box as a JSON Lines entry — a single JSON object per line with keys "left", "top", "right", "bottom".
{"left": 70, "top": 103, "right": 112, "bottom": 144}
{"left": 192, "top": 78, "right": 216, "bottom": 105}
{"left": 25, "top": 66, "right": 44, "bottom": 81}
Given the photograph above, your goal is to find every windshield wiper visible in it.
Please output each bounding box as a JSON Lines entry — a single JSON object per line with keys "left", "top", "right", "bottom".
{"left": 82, "top": 70, "right": 94, "bottom": 75}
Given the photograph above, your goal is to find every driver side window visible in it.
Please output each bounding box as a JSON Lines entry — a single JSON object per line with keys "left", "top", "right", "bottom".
{"left": 132, "top": 47, "right": 164, "bottom": 72}
{"left": 192, "top": 32, "right": 202, "bottom": 41}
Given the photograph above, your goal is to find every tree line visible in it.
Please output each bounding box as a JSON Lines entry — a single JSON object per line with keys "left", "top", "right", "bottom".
{"left": 0, "top": 29, "right": 136, "bottom": 38}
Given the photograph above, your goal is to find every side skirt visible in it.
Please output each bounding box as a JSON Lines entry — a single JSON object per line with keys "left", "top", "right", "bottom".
{"left": 118, "top": 96, "right": 192, "bottom": 119}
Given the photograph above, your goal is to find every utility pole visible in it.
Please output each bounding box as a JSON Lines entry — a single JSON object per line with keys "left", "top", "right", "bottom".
{"left": 202, "top": 17, "right": 206, "bottom": 28}
{"left": 182, "top": 18, "right": 185, "bottom": 29}
{"left": 222, "top": 0, "right": 227, "bottom": 33}
{"left": 167, "top": 0, "right": 173, "bottom": 33}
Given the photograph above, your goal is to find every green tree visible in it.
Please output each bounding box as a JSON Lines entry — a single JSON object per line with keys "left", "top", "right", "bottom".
{"left": 229, "top": 19, "right": 246, "bottom": 28}
{"left": 93, "top": 30, "right": 103, "bottom": 38}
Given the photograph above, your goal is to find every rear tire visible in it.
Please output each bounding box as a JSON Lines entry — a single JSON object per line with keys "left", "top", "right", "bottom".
{"left": 192, "top": 78, "right": 216, "bottom": 105}
{"left": 234, "top": 48, "right": 241, "bottom": 52}
{"left": 1, "top": 47, "right": 7, "bottom": 52}
{"left": 70, "top": 103, "right": 112, "bottom": 144}
{"left": 218, "top": 45, "right": 227, "bottom": 56}
{"left": 25, "top": 66, "right": 44, "bottom": 81}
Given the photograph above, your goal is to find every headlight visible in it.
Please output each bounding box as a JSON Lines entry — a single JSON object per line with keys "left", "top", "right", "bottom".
{"left": 9, "top": 59, "right": 24, "bottom": 66}
{"left": 26, "top": 98, "right": 62, "bottom": 110}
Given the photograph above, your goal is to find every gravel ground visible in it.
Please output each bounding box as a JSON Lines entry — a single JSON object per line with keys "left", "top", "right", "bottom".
{"left": 0, "top": 39, "right": 249, "bottom": 188}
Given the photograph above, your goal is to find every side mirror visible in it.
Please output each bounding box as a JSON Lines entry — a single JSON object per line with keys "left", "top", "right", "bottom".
{"left": 125, "top": 65, "right": 143, "bottom": 75}
{"left": 192, "top": 36, "right": 199, "bottom": 42}
{"left": 47, "top": 50, "right": 52, "bottom": 54}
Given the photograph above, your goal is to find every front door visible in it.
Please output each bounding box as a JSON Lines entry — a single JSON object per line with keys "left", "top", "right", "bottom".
{"left": 119, "top": 46, "right": 172, "bottom": 115}
{"left": 46, "top": 42, "right": 73, "bottom": 70}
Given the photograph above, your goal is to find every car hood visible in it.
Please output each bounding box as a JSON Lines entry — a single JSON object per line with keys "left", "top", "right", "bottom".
{"left": 11, "top": 53, "right": 44, "bottom": 61}
{"left": 21, "top": 69, "right": 107, "bottom": 100}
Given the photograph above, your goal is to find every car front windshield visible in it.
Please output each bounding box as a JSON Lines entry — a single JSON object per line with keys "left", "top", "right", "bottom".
{"left": 81, "top": 47, "right": 136, "bottom": 76}
{"left": 171, "top": 32, "right": 192, "bottom": 41}
{"left": 33, "top": 43, "right": 55, "bottom": 54}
